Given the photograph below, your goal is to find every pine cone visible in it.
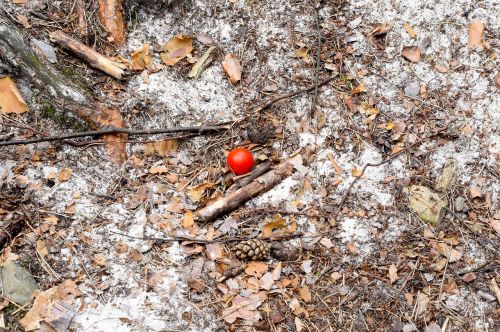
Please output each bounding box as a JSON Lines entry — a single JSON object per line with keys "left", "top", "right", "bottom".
{"left": 233, "top": 239, "right": 271, "bottom": 261}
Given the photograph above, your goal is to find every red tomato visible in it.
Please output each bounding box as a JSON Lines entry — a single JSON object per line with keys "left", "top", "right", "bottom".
{"left": 227, "top": 147, "right": 254, "bottom": 175}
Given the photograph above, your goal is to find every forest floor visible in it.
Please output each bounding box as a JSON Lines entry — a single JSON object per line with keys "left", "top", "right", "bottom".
{"left": 0, "top": 0, "right": 499, "bottom": 331}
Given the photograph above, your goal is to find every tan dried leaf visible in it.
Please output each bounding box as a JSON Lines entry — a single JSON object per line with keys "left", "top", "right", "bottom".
{"left": 161, "top": 35, "right": 193, "bottom": 66}
{"left": 94, "top": 254, "right": 107, "bottom": 266}
{"left": 17, "top": 15, "right": 31, "bottom": 28}
{"left": 351, "top": 167, "right": 363, "bottom": 177}
{"left": 468, "top": 21, "right": 485, "bottom": 48}
{"left": 436, "top": 243, "right": 462, "bottom": 262}
{"left": 299, "top": 286, "right": 312, "bottom": 303}
{"left": 205, "top": 243, "right": 224, "bottom": 260}
{"left": 388, "top": 264, "right": 398, "bottom": 284}
{"left": 183, "top": 210, "right": 195, "bottom": 228}
{"left": 261, "top": 215, "right": 286, "bottom": 237}
{"left": 245, "top": 261, "right": 268, "bottom": 278}
{"left": 149, "top": 165, "right": 169, "bottom": 174}
{"left": 131, "top": 44, "right": 151, "bottom": 70}
{"left": 58, "top": 168, "right": 73, "bottom": 182}
{"left": 0, "top": 77, "right": 28, "bottom": 114}
{"left": 350, "top": 82, "right": 366, "bottom": 95}
{"left": 402, "top": 46, "right": 421, "bottom": 62}
{"left": 222, "top": 53, "right": 242, "bottom": 85}
{"left": 36, "top": 240, "right": 48, "bottom": 257}
{"left": 294, "top": 47, "right": 309, "bottom": 61}
{"left": 187, "top": 182, "right": 213, "bottom": 203}
{"left": 222, "top": 292, "right": 266, "bottom": 323}
{"left": 327, "top": 153, "right": 342, "bottom": 175}
{"left": 370, "top": 22, "right": 390, "bottom": 37}
{"left": 319, "top": 237, "right": 334, "bottom": 249}
{"left": 470, "top": 185, "right": 482, "bottom": 198}
{"left": 403, "top": 22, "right": 416, "bottom": 38}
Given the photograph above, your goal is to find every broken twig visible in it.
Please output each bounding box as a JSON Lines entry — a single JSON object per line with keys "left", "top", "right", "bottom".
{"left": 196, "top": 159, "right": 297, "bottom": 222}
{"left": 50, "top": 30, "right": 125, "bottom": 79}
{"left": 0, "top": 124, "right": 227, "bottom": 147}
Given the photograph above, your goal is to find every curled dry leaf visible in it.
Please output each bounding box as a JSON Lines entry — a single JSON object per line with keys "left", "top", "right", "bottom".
{"left": 351, "top": 167, "right": 363, "bottom": 177}
{"left": 402, "top": 46, "right": 421, "bottom": 62}
{"left": 299, "top": 285, "right": 312, "bottom": 303}
{"left": 350, "top": 82, "right": 366, "bottom": 95}
{"left": 261, "top": 215, "right": 286, "bottom": 237}
{"left": 469, "top": 185, "right": 482, "bottom": 198}
{"left": 468, "top": 21, "right": 484, "bottom": 48}
{"left": 131, "top": 44, "right": 151, "bottom": 70}
{"left": 0, "top": 77, "right": 28, "bottom": 114}
{"left": 222, "top": 53, "right": 242, "bottom": 85}
{"left": 370, "top": 21, "right": 390, "bottom": 37}
{"left": 436, "top": 242, "right": 462, "bottom": 262}
{"left": 222, "top": 291, "right": 266, "bottom": 323}
{"left": 20, "top": 280, "right": 82, "bottom": 331}
{"left": 161, "top": 35, "right": 193, "bottom": 66}
{"left": 245, "top": 261, "right": 268, "bottom": 278}
{"left": 58, "top": 168, "right": 73, "bottom": 182}
{"left": 388, "top": 264, "right": 398, "bottom": 284}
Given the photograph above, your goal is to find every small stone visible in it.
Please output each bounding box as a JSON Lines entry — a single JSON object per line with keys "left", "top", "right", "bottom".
{"left": 404, "top": 81, "right": 420, "bottom": 97}
{"left": 477, "top": 290, "right": 496, "bottom": 302}
{"left": 403, "top": 323, "right": 417, "bottom": 332}
{"left": 1, "top": 261, "right": 39, "bottom": 305}
{"left": 348, "top": 17, "right": 362, "bottom": 29}
{"left": 454, "top": 196, "right": 468, "bottom": 212}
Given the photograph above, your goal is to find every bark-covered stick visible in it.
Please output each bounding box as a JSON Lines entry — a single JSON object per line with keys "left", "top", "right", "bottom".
{"left": 49, "top": 30, "right": 125, "bottom": 80}
{"left": 195, "top": 159, "right": 297, "bottom": 222}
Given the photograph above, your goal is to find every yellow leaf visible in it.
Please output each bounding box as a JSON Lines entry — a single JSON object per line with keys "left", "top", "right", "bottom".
{"left": 131, "top": 44, "right": 151, "bottom": 70}
{"left": 222, "top": 53, "right": 242, "bottom": 85}
{"left": 187, "top": 182, "right": 213, "bottom": 202}
{"left": 261, "top": 215, "right": 286, "bottom": 237}
{"left": 59, "top": 168, "right": 73, "bottom": 182}
{"left": 0, "top": 77, "right": 28, "bottom": 114}
{"left": 183, "top": 210, "right": 194, "bottom": 228}
{"left": 350, "top": 82, "right": 366, "bottom": 95}
{"left": 402, "top": 22, "right": 416, "bottom": 38}
{"left": 161, "top": 35, "right": 193, "bottom": 66}
{"left": 351, "top": 167, "right": 363, "bottom": 177}
{"left": 299, "top": 286, "right": 312, "bottom": 303}
{"left": 294, "top": 47, "right": 309, "bottom": 61}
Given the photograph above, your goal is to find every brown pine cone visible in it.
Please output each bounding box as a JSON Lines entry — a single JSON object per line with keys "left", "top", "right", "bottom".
{"left": 233, "top": 239, "right": 271, "bottom": 261}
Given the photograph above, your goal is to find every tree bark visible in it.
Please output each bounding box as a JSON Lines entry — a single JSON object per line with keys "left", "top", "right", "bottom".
{"left": 0, "top": 14, "right": 126, "bottom": 162}
{"left": 0, "top": 14, "right": 122, "bottom": 131}
{"left": 195, "top": 161, "right": 295, "bottom": 222}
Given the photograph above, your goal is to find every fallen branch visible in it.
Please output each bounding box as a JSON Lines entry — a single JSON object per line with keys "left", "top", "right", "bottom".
{"left": 110, "top": 230, "right": 304, "bottom": 244}
{"left": 0, "top": 124, "right": 227, "bottom": 147}
{"left": 196, "top": 159, "right": 297, "bottom": 222}
{"left": 227, "top": 160, "right": 271, "bottom": 192}
{"left": 49, "top": 30, "right": 125, "bottom": 79}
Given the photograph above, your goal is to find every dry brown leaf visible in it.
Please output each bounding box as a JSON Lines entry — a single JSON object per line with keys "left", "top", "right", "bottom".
{"left": 261, "top": 216, "right": 286, "bottom": 237}
{"left": 245, "top": 261, "right": 268, "bottom": 278}
{"left": 495, "top": 73, "right": 500, "bottom": 87}
{"left": 489, "top": 218, "right": 500, "bottom": 236}
{"left": 12, "top": 0, "right": 27, "bottom": 4}
{"left": 187, "top": 182, "right": 213, "bottom": 203}
{"left": 259, "top": 272, "right": 274, "bottom": 290}
{"left": 222, "top": 292, "right": 266, "bottom": 323}
{"left": 294, "top": 47, "right": 309, "bottom": 61}
{"left": 20, "top": 280, "right": 82, "bottom": 331}
{"left": 388, "top": 264, "right": 398, "bottom": 284}
{"left": 183, "top": 210, "right": 195, "bottom": 228}
{"left": 370, "top": 22, "right": 390, "bottom": 37}
{"left": 222, "top": 53, "right": 242, "bottom": 85}
{"left": 351, "top": 167, "right": 363, "bottom": 177}
{"left": 299, "top": 286, "right": 312, "bottom": 303}
{"left": 435, "top": 64, "right": 449, "bottom": 73}
{"left": 17, "top": 15, "right": 31, "bottom": 28}
{"left": 36, "top": 240, "right": 48, "bottom": 257}
{"left": 468, "top": 21, "right": 485, "bottom": 48}
{"left": 44, "top": 216, "right": 59, "bottom": 225}
{"left": 205, "top": 243, "right": 223, "bottom": 260}
{"left": 319, "top": 237, "right": 334, "bottom": 249}
{"left": 58, "top": 168, "right": 73, "bottom": 182}
{"left": 327, "top": 153, "right": 342, "bottom": 175}
{"left": 331, "top": 272, "right": 342, "bottom": 282}
{"left": 131, "top": 44, "right": 151, "bottom": 70}
{"left": 0, "top": 77, "right": 28, "bottom": 114}
{"left": 161, "top": 35, "right": 193, "bottom": 66}
{"left": 436, "top": 243, "right": 462, "bottom": 262}
{"left": 149, "top": 165, "right": 169, "bottom": 174}
{"left": 153, "top": 139, "right": 178, "bottom": 156}
{"left": 350, "top": 82, "right": 366, "bottom": 95}
{"left": 402, "top": 46, "right": 421, "bottom": 62}
{"left": 94, "top": 254, "right": 107, "bottom": 266}
{"left": 403, "top": 22, "right": 416, "bottom": 38}
{"left": 470, "top": 185, "right": 482, "bottom": 198}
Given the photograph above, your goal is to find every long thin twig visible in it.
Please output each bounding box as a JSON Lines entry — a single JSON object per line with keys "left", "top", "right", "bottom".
{"left": 0, "top": 124, "right": 228, "bottom": 147}
{"left": 110, "top": 230, "right": 304, "bottom": 244}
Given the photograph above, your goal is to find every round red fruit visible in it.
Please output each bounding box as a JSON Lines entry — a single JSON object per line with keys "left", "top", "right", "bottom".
{"left": 227, "top": 147, "right": 254, "bottom": 175}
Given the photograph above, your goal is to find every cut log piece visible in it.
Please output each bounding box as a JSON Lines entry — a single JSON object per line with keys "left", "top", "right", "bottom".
{"left": 98, "top": 0, "right": 125, "bottom": 44}
{"left": 196, "top": 160, "right": 295, "bottom": 222}
{"left": 49, "top": 30, "right": 125, "bottom": 80}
